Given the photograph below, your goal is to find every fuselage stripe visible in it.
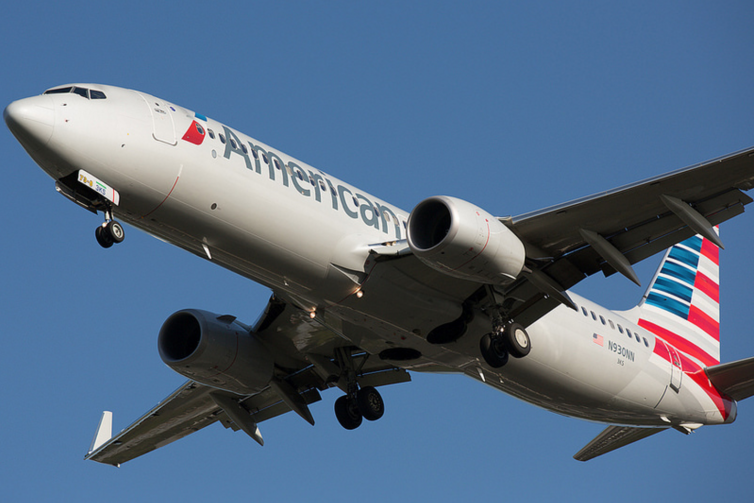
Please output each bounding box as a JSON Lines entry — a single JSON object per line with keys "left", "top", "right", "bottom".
{"left": 638, "top": 319, "right": 719, "bottom": 367}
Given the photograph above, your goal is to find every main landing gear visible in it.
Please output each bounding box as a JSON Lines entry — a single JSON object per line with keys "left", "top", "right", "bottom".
{"left": 95, "top": 208, "right": 125, "bottom": 249}
{"left": 331, "top": 347, "right": 386, "bottom": 431}
{"left": 479, "top": 321, "right": 531, "bottom": 369}
{"left": 334, "top": 386, "right": 385, "bottom": 430}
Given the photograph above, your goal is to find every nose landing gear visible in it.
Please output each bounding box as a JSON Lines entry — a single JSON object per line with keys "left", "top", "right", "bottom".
{"left": 95, "top": 209, "right": 125, "bottom": 248}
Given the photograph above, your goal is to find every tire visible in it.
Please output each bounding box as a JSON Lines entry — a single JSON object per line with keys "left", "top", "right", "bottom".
{"left": 357, "top": 386, "right": 385, "bottom": 421}
{"left": 479, "top": 333, "right": 508, "bottom": 368}
{"left": 334, "top": 395, "right": 362, "bottom": 430}
{"left": 95, "top": 225, "right": 113, "bottom": 248}
{"left": 504, "top": 323, "right": 531, "bottom": 358}
{"left": 106, "top": 220, "right": 125, "bottom": 243}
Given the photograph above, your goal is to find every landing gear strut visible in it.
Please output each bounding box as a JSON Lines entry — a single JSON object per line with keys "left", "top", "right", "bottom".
{"left": 332, "top": 348, "right": 386, "bottom": 430}
{"left": 95, "top": 208, "right": 125, "bottom": 249}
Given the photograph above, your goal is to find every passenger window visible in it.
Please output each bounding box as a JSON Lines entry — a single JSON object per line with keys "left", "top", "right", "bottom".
{"left": 274, "top": 159, "right": 281, "bottom": 170}
{"left": 618, "top": 325, "right": 623, "bottom": 334}
{"left": 207, "top": 129, "right": 215, "bottom": 139}
{"left": 218, "top": 133, "right": 226, "bottom": 144}
{"left": 626, "top": 329, "right": 632, "bottom": 338}
{"left": 609, "top": 320, "right": 615, "bottom": 329}
{"left": 591, "top": 311, "right": 597, "bottom": 321}
{"left": 73, "top": 87, "right": 89, "bottom": 99}
{"left": 643, "top": 337, "right": 649, "bottom": 347}
{"left": 230, "top": 138, "right": 237, "bottom": 149}
{"left": 241, "top": 144, "right": 248, "bottom": 154}
{"left": 250, "top": 146, "right": 258, "bottom": 159}
{"left": 262, "top": 154, "right": 268, "bottom": 164}
{"left": 599, "top": 315, "right": 606, "bottom": 325}
{"left": 581, "top": 307, "right": 588, "bottom": 316}
{"left": 90, "top": 90, "right": 106, "bottom": 99}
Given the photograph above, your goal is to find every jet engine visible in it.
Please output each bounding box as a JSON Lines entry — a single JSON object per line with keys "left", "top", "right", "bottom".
{"left": 406, "top": 196, "right": 526, "bottom": 283}
{"left": 158, "top": 309, "right": 274, "bottom": 395}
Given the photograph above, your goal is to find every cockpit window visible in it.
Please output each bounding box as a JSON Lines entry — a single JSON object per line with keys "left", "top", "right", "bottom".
{"left": 44, "top": 87, "right": 73, "bottom": 95}
{"left": 43, "top": 86, "right": 107, "bottom": 100}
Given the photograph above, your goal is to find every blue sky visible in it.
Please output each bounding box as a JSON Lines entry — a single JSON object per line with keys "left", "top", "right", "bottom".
{"left": 2, "top": 1, "right": 753, "bottom": 501}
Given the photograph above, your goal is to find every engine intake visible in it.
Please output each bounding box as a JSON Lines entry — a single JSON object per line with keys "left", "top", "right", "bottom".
{"left": 407, "top": 196, "right": 525, "bottom": 283}
{"left": 158, "top": 309, "right": 274, "bottom": 395}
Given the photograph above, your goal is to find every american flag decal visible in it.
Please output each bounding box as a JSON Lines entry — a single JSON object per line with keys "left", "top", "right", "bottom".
{"left": 593, "top": 333, "right": 604, "bottom": 347}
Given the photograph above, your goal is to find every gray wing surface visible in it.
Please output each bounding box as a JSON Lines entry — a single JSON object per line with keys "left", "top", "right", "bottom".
{"left": 86, "top": 298, "right": 409, "bottom": 466}
{"left": 509, "top": 146, "right": 754, "bottom": 288}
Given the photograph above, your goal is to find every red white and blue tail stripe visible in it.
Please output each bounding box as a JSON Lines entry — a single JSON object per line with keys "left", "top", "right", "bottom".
{"left": 637, "top": 231, "right": 720, "bottom": 368}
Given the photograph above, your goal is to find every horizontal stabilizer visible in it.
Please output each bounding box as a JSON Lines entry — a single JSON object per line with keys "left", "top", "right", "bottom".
{"left": 574, "top": 425, "right": 667, "bottom": 462}
{"left": 706, "top": 356, "right": 754, "bottom": 401}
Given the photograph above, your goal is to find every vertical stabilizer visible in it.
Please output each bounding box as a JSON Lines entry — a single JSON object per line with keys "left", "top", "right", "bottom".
{"left": 635, "top": 231, "right": 720, "bottom": 368}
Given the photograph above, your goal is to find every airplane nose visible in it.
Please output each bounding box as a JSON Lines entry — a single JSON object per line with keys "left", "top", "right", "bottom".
{"left": 4, "top": 95, "right": 55, "bottom": 148}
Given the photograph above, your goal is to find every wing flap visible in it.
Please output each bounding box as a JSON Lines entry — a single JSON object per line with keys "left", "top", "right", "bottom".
{"left": 706, "top": 356, "right": 754, "bottom": 401}
{"left": 574, "top": 425, "right": 668, "bottom": 462}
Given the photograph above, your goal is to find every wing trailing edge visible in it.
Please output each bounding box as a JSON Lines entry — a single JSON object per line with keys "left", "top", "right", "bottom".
{"left": 574, "top": 425, "right": 668, "bottom": 462}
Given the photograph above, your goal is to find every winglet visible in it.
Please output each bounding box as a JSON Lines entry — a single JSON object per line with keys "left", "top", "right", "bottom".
{"left": 87, "top": 411, "right": 113, "bottom": 456}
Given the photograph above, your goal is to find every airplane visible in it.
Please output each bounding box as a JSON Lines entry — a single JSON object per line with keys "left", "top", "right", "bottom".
{"left": 5, "top": 83, "right": 754, "bottom": 465}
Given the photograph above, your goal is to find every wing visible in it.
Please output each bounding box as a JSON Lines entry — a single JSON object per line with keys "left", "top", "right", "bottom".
{"left": 376, "top": 147, "right": 754, "bottom": 330}
{"left": 509, "top": 146, "right": 754, "bottom": 286}
{"left": 85, "top": 298, "right": 410, "bottom": 466}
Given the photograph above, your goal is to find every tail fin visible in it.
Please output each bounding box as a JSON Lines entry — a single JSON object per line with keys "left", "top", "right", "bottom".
{"left": 635, "top": 231, "right": 720, "bottom": 368}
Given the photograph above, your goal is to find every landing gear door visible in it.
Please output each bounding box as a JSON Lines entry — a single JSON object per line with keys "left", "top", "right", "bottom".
{"left": 137, "top": 93, "right": 177, "bottom": 145}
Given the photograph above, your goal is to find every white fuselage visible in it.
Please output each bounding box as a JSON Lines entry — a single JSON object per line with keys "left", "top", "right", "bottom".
{"left": 6, "top": 84, "right": 735, "bottom": 430}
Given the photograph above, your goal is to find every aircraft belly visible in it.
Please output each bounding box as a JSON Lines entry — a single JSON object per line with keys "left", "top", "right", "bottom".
{"left": 476, "top": 304, "right": 674, "bottom": 424}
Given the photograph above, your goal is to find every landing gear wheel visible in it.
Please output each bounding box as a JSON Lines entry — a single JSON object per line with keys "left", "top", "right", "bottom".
{"left": 357, "top": 386, "right": 385, "bottom": 421}
{"left": 106, "top": 220, "right": 125, "bottom": 243}
{"left": 480, "top": 333, "right": 509, "bottom": 368}
{"left": 504, "top": 323, "right": 531, "bottom": 358}
{"left": 95, "top": 225, "right": 114, "bottom": 248}
{"left": 334, "top": 395, "right": 363, "bottom": 430}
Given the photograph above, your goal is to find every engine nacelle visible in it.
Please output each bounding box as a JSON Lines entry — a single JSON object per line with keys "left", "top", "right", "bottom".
{"left": 406, "top": 195, "right": 526, "bottom": 283}
{"left": 158, "top": 309, "right": 274, "bottom": 395}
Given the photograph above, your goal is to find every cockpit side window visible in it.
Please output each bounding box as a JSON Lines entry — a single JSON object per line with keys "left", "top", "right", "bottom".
{"left": 73, "top": 87, "right": 89, "bottom": 99}
{"left": 90, "top": 90, "right": 107, "bottom": 99}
